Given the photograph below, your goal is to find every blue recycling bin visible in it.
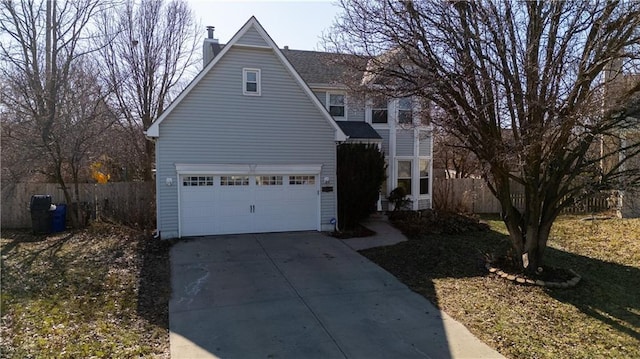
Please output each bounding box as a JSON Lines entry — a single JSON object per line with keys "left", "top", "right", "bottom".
{"left": 51, "top": 204, "right": 67, "bottom": 232}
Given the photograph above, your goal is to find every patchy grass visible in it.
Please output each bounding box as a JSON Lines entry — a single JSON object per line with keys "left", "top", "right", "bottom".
{"left": 1, "top": 222, "right": 172, "bottom": 358}
{"left": 361, "top": 215, "right": 640, "bottom": 359}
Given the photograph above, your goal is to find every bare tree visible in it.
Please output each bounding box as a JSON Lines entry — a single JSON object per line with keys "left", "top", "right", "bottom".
{"left": 98, "top": 0, "right": 199, "bottom": 181}
{"left": 433, "top": 126, "right": 481, "bottom": 179}
{"left": 326, "top": 0, "right": 640, "bottom": 273}
{"left": 0, "top": 0, "right": 117, "bottom": 227}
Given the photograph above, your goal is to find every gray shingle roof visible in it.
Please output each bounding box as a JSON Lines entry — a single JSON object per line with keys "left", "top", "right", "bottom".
{"left": 336, "top": 121, "right": 382, "bottom": 140}
{"left": 210, "top": 46, "right": 366, "bottom": 86}
{"left": 282, "top": 49, "right": 366, "bottom": 85}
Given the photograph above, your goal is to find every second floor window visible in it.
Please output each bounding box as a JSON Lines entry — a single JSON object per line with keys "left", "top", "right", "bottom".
{"left": 329, "top": 93, "right": 345, "bottom": 118}
{"left": 398, "top": 97, "right": 413, "bottom": 124}
{"left": 243, "top": 68, "right": 261, "bottom": 96}
{"left": 372, "top": 98, "right": 388, "bottom": 124}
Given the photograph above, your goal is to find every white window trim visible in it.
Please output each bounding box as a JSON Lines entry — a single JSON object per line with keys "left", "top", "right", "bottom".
{"left": 418, "top": 157, "right": 431, "bottom": 198}
{"left": 243, "top": 68, "right": 261, "bottom": 96}
{"left": 395, "top": 157, "right": 414, "bottom": 197}
{"left": 394, "top": 156, "right": 432, "bottom": 210}
{"left": 415, "top": 128, "right": 431, "bottom": 199}
{"left": 397, "top": 97, "right": 414, "bottom": 126}
{"left": 326, "top": 92, "right": 347, "bottom": 120}
{"left": 366, "top": 97, "right": 390, "bottom": 127}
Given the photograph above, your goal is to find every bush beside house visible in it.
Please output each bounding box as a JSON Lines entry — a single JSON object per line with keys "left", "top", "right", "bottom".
{"left": 337, "top": 143, "right": 386, "bottom": 230}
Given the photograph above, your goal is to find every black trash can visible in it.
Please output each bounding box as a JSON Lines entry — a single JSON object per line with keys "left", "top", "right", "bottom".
{"left": 30, "top": 195, "right": 53, "bottom": 234}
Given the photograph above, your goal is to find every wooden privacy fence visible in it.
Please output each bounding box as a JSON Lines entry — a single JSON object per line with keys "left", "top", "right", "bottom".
{"left": 1, "top": 182, "right": 155, "bottom": 229}
{"left": 433, "top": 178, "right": 611, "bottom": 215}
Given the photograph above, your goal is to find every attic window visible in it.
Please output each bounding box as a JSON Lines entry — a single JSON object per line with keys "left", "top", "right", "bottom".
{"left": 243, "top": 68, "right": 261, "bottom": 96}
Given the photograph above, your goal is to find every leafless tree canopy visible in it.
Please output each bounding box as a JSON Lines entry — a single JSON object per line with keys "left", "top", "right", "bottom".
{"left": 432, "top": 127, "right": 480, "bottom": 179}
{"left": 326, "top": 0, "right": 640, "bottom": 271}
{"left": 1, "top": 0, "right": 199, "bottom": 226}
{"left": 98, "top": 0, "right": 200, "bottom": 181}
{"left": 0, "top": 0, "right": 114, "bottom": 226}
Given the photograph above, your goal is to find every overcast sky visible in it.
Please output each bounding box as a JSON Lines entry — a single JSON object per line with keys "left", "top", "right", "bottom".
{"left": 187, "top": 0, "right": 342, "bottom": 51}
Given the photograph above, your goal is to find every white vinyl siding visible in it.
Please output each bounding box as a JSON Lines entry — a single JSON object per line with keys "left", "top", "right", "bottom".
{"left": 314, "top": 91, "right": 326, "bottom": 106}
{"left": 347, "top": 94, "right": 365, "bottom": 122}
{"left": 236, "top": 26, "right": 269, "bottom": 47}
{"left": 419, "top": 131, "right": 432, "bottom": 156}
{"left": 378, "top": 129, "right": 390, "bottom": 155}
{"left": 418, "top": 198, "right": 431, "bottom": 210}
{"left": 396, "top": 130, "right": 414, "bottom": 156}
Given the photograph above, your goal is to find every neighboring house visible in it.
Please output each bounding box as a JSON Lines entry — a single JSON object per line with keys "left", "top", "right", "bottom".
{"left": 601, "top": 69, "right": 640, "bottom": 218}
{"left": 616, "top": 79, "right": 640, "bottom": 218}
{"left": 146, "top": 17, "right": 432, "bottom": 239}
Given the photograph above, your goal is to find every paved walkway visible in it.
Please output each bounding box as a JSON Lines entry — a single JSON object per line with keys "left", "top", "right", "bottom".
{"left": 342, "top": 213, "right": 408, "bottom": 250}
{"left": 169, "top": 224, "right": 504, "bottom": 358}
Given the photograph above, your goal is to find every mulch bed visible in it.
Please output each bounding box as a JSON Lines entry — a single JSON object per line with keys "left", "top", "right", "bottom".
{"left": 486, "top": 256, "right": 581, "bottom": 287}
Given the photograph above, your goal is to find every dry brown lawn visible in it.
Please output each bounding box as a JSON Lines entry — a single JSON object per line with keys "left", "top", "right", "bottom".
{"left": 361, "top": 215, "right": 640, "bottom": 359}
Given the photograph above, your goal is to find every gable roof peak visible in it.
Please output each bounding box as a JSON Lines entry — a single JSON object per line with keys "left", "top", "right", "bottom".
{"left": 146, "top": 16, "right": 347, "bottom": 141}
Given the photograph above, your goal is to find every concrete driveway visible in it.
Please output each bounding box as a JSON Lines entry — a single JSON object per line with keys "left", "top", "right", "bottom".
{"left": 169, "top": 231, "right": 503, "bottom": 358}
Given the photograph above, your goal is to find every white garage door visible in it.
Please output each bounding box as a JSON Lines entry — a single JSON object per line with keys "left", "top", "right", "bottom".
{"left": 179, "top": 174, "right": 318, "bottom": 236}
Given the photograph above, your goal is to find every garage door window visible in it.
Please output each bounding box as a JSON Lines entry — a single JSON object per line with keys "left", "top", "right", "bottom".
{"left": 289, "top": 175, "right": 315, "bottom": 185}
{"left": 183, "top": 176, "right": 214, "bottom": 186}
{"left": 221, "top": 176, "right": 249, "bottom": 186}
{"left": 256, "top": 176, "right": 283, "bottom": 186}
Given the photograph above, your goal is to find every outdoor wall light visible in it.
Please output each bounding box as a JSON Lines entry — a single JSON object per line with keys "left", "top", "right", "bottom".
{"left": 166, "top": 177, "right": 173, "bottom": 186}
{"left": 323, "top": 176, "right": 330, "bottom": 185}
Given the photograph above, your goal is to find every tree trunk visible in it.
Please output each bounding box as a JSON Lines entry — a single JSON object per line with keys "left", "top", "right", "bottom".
{"left": 57, "top": 175, "right": 78, "bottom": 229}
{"left": 505, "top": 215, "right": 554, "bottom": 274}
{"left": 496, "top": 177, "right": 557, "bottom": 273}
{"left": 143, "top": 139, "right": 155, "bottom": 181}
